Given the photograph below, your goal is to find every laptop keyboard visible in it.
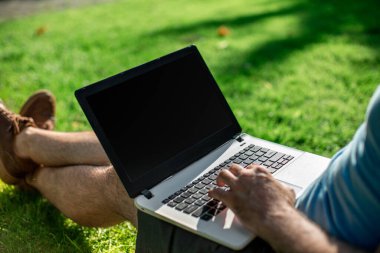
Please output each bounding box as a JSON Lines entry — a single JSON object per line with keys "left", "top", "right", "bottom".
{"left": 162, "top": 144, "right": 294, "bottom": 221}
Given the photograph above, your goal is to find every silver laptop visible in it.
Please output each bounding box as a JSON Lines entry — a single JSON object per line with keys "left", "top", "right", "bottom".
{"left": 75, "top": 45, "right": 330, "bottom": 250}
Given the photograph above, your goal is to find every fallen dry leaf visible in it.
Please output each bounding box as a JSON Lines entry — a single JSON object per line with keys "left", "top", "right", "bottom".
{"left": 35, "top": 26, "right": 47, "bottom": 36}
{"left": 217, "top": 25, "right": 230, "bottom": 37}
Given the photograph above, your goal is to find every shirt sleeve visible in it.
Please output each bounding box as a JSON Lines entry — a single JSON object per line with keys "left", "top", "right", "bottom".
{"left": 296, "top": 86, "right": 380, "bottom": 251}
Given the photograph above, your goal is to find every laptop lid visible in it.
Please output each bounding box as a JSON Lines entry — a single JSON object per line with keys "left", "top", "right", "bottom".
{"left": 75, "top": 45, "right": 241, "bottom": 198}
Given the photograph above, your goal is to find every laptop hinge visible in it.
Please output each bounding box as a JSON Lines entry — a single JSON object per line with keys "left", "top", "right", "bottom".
{"left": 233, "top": 133, "right": 244, "bottom": 142}
{"left": 141, "top": 189, "right": 154, "bottom": 199}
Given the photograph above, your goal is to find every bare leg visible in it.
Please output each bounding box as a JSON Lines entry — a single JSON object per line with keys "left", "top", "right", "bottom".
{"left": 14, "top": 127, "right": 109, "bottom": 167}
{"left": 0, "top": 107, "right": 135, "bottom": 227}
{"left": 9, "top": 128, "right": 136, "bottom": 227}
{"left": 26, "top": 165, "right": 137, "bottom": 227}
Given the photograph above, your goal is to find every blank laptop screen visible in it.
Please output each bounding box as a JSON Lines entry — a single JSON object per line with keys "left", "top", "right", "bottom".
{"left": 87, "top": 51, "right": 236, "bottom": 183}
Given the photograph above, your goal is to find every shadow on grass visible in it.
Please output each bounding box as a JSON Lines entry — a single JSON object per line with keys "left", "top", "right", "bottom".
{"left": 149, "top": 0, "right": 380, "bottom": 85}
{"left": 149, "top": 3, "right": 306, "bottom": 37}
{"left": 0, "top": 186, "right": 90, "bottom": 253}
{"left": 230, "top": 0, "right": 380, "bottom": 72}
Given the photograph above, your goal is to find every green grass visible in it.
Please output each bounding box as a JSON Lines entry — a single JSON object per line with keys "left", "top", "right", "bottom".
{"left": 0, "top": 0, "right": 379, "bottom": 251}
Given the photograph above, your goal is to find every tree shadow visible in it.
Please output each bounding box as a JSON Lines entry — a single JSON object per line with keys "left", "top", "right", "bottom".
{"left": 0, "top": 186, "right": 91, "bottom": 253}
{"left": 228, "top": 0, "right": 380, "bottom": 72}
{"left": 149, "top": 2, "right": 306, "bottom": 37}
{"left": 148, "top": 0, "right": 380, "bottom": 90}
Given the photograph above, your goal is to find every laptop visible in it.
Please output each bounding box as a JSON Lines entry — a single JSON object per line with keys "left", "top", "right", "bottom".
{"left": 75, "top": 45, "right": 330, "bottom": 250}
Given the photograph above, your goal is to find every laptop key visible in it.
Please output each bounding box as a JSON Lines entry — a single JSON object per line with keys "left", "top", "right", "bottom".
{"left": 245, "top": 150, "right": 254, "bottom": 156}
{"left": 241, "top": 162, "right": 249, "bottom": 168}
{"left": 256, "top": 151, "right": 265, "bottom": 157}
{"left": 281, "top": 159, "right": 289, "bottom": 165}
{"left": 191, "top": 208, "right": 205, "bottom": 217}
{"left": 250, "top": 154, "right": 259, "bottom": 160}
{"left": 192, "top": 193, "right": 203, "bottom": 199}
{"left": 188, "top": 187, "right": 198, "bottom": 194}
{"left": 270, "top": 153, "right": 285, "bottom": 162}
{"left": 225, "top": 161, "right": 233, "bottom": 167}
{"left": 181, "top": 185, "right": 191, "bottom": 191}
{"left": 205, "top": 185, "right": 214, "bottom": 190}
{"left": 252, "top": 146, "right": 262, "bottom": 152}
{"left": 231, "top": 154, "right": 240, "bottom": 159}
{"left": 200, "top": 174, "right": 208, "bottom": 180}
{"left": 258, "top": 156, "right": 268, "bottom": 162}
{"left": 206, "top": 200, "right": 219, "bottom": 207}
{"left": 264, "top": 150, "right": 276, "bottom": 158}
{"left": 260, "top": 148, "right": 269, "bottom": 153}
{"left": 168, "top": 201, "right": 177, "bottom": 208}
{"left": 233, "top": 158, "right": 242, "bottom": 163}
{"left": 174, "top": 197, "right": 184, "bottom": 203}
{"left": 184, "top": 197, "right": 196, "bottom": 204}
{"left": 209, "top": 174, "right": 217, "bottom": 180}
{"left": 175, "top": 203, "right": 188, "bottom": 211}
{"left": 263, "top": 161, "right": 273, "bottom": 167}
{"left": 199, "top": 188, "right": 209, "bottom": 195}
{"left": 202, "top": 196, "right": 212, "bottom": 201}
{"left": 253, "top": 160, "right": 263, "bottom": 165}
{"left": 244, "top": 158, "right": 253, "bottom": 164}
{"left": 195, "top": 183, "right": 206, "bottom": 189}
{"left": 193, "top": 178, "right": 202, "bottom": 184}
{"left": 204, "top": 171, "right": 212, "bottom": 177}
{"left": 162, "top": 199, "right": 170, "bottom": 204}
{"left": 201, "top": 213, "right": 214, "bottom": 221}
{"left": 181, "top": 192, "right": 191, "bottom": 198}
{"left": 239, "top": 154, "right": 248, "bottom": 160}
{"left": 211, "top": 167, "right": 218, "bottom": 173}
{"left": 184, "top": 205, "right": 199, "bottom": 214}
{"left": 195, "top": 199, "right": 206, "bottom": 206}
{"left": 202, "top": 178, "right": 212, "bottom": 185}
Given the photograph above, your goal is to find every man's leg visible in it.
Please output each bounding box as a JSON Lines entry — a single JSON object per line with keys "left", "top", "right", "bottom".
{"left": 26, "top": 165, "right": 137, "bottom": 228}
{"left": 14, "top": 127, "right": 109, "bottom": 167}
{"left": 0, "top": 124, "right": 136, "bottom": 227}
{"left": 0, "top": 98, "right": 136, "bottom": 228}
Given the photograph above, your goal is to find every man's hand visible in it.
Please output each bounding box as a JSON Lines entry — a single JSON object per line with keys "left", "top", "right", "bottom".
{"left": 209, "top": 164, "right": 369, "bottom": 253}
{"left": 209, "top": 164, "right": 295, "bottom": 237}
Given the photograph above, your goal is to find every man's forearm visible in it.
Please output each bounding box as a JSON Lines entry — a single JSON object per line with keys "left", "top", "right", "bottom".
{"left": 260, "top": 206, "right": 368, "bottom": 253}
{"left": 208, "top": 165, "right": 373, "bottom": 253}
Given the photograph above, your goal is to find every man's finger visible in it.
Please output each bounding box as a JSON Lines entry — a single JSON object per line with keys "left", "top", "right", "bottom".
{"left": 246, "top": 164, "right": 270, "bottom": 176}
{"left": 208, "top": 187, "right": 234, "bottom": 206}
{"left": 246, "top": 164, "right": 261, "bottom": 170}
{"left": 216, "top": 169, "right": 238, "bottom": 187}
{"left": 229, "top": 163, "right": 243, "bottom": 176}
{"left": 256, "top": 165, "right": 269, "bottom": 174}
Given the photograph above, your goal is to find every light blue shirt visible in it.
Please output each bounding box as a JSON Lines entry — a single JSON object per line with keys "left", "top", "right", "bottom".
{"left": 296, "top": 86, "right": 380, "bottom": 251}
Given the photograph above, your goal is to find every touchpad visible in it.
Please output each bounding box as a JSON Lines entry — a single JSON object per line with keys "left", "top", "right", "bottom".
{"left": 274, "top": 152, "right": 330, "bottom": 189}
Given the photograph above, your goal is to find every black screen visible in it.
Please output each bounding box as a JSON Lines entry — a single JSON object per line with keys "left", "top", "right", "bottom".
{"left": 87, "top": 52, "right": 236, "bottom": 182}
